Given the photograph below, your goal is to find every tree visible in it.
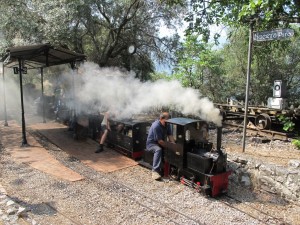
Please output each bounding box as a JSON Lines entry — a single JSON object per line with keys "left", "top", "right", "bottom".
{"left": 162, "top": 0, "right": 300, "bottom": 42}
{"left": 172, "top": 34, "right": 226, "bottom": 102}
{"left": 220, "top": 27, "right": 249, "bottom": 102}
{"left": 0, "top": 0, "right": 185, "bottom": 80}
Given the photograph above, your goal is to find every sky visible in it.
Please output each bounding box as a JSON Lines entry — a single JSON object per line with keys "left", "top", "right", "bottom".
{"left": 157, "top": 23, "right": 228, "bottom": 73}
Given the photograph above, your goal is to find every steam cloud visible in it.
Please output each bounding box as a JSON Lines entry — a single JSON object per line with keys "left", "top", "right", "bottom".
{"left": 0, "top": 62, "right": 222, "bottom": 126}
{"left": 73, "top": 62, "right": 222, "bottom": 126}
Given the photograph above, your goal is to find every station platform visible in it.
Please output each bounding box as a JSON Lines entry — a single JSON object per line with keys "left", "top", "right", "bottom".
{"left": 0, "top": 120, "right": 138, "bottom": 181}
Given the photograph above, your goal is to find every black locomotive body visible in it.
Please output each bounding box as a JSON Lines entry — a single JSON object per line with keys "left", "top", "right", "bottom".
{"left": 106, "top": 119, "right": 151, "bottom": 159}
{"left": 163, "top": 117, "right": 230, "bottom": 197}
{"left": 73, "top": 113, "right": 104, "bottom": 140}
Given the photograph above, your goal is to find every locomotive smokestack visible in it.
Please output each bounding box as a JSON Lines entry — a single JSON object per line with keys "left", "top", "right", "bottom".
{"left": 217, "top": 126, "right": 222, "bottom": 154}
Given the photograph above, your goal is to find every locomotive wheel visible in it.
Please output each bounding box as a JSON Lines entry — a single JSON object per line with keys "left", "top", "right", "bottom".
{"left": 255, "top": 113, "right": 271, "bottom": 130}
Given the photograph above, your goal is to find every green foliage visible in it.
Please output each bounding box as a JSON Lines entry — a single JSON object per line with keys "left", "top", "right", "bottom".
{"left": 277, "top": 114, "right": 295, "bottom": 132}
{"left": 149, "top": 71, "right": 172, "bottom": 81}
{"left": 165, "top": 0, "right": 300, "bottom": 42}
{"left": 292, "top": 139, "right": 300, "bottom": 150}
{"left": 0, "top": 0, "right": 184, "bottom": 80}
{"left": 172, "top": 34, "right": 227, "bottom": 102}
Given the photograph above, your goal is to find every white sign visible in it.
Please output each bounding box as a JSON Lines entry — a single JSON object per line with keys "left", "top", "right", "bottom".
{"left": 253, "top": 28, "right": 294, "bottom": 42}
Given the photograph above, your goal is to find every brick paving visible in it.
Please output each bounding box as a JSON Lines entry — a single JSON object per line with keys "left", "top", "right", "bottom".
{"left": 0, "top": 121, "right": 84, "bottom": 182}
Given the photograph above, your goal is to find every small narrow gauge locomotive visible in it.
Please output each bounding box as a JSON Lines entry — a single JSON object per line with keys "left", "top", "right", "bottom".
{"left": 106, "top": 116, "right": 231, "bottom": 197}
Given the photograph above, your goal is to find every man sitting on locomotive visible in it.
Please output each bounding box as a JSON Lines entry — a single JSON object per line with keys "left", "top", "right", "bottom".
{"left": 146, "top": 112, "right": 175, "bottom": 180}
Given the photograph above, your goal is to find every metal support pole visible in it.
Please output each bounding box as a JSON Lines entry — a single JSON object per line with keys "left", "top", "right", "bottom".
{"left": 129, "top": 54, "right": 132, "bottom": 73}
{"left": 1, "top": 62, "right": 8, "bottom": 126}
{"left": 71, "top": 65, "right": 77, "bottom": 138}
{"left": 72, "top": 68, "right": 77, "bottom": 120}
{"left": 41, "top": 67, "right": 46, "bottom": 123}
{"left": 18, "top": 58, "right": 28, "bottom": 146}
{"left": 242, "top": 22, "right": 254, "bottom": 152}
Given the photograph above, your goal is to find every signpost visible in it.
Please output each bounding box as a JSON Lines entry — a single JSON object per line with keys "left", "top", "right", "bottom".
{"left": 253, "top": 28, "right": 294, "bottom": 42}
{"left": 242, "top": 27, "right": 294, "bottom": 153}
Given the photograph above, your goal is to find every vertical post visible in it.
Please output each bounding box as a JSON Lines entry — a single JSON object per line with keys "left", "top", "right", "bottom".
{"left": 1, "top": 61, "right": 8, "bottom": 126}
{"left": 71, "top": 63, "right": 77, "bottom": 139}
{"left": 242, "top": 21, "right": 254, "bottom": 152}
{"left": 72, "top": 66, "right": 77, "bottom": 120}
{"left": 129, "top": 55, "right": 132, "bottom": 73}
{"left": 18, "top": 58, "right": 28, "bottom": 146}
{"left": 217, "top": 126, "right": 222, "bottom": 154}
{"left": 41, "top": 67, "right": 46, "bottom": 123}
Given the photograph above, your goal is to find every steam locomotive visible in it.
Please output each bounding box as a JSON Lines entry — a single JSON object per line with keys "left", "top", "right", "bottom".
{"left": 101, "top": 115, "right": 231, "bottom": 197}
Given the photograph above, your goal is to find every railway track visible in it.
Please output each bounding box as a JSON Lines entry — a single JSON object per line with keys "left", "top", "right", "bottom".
{"left": 220, "top": 194, "right": 290, "bottom": 225}
{"left": 222, "top": 121, "right": 292, "bottom": 141}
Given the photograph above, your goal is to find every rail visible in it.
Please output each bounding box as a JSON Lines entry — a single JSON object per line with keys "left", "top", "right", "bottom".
{"left": 223, "top": 122, "right": 291, "bottom": 141}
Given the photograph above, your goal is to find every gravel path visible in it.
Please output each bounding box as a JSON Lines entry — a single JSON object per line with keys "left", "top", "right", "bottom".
{"left": 0, "top": 126, "right": 299, "bottom": 225}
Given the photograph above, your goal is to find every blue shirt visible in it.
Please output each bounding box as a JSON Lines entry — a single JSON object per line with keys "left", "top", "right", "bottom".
{"left": 146, "top": 120, "right": 172, "bottom": 149}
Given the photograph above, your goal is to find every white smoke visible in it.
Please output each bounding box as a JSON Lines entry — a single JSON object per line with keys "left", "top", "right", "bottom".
{"left": 72, "top": 62, "right": 222, "bottom": 126}
{"left": 0, "top": 71, "right": 21, "bottom": 121}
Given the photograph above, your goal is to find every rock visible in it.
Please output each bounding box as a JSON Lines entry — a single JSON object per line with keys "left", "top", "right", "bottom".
{"left": 1, "top": 214, "right": 9, "bottom": 221}
{"left": 241, "top": 175, "right": 251, "bottom": 186}
{"left": 276, "top": 176, "right": 285, "bottom": 183}
{"left": 259, "top": 175, "right": 275, "bottom": 186}
{"left": 288, "top": 160, "right": 300, "bottom": 169}
{"left": 251, "top": 137, "right": 270, "bottom": 144}
{"left": 17, "top": 206, "right": 27, "bottom": 217}
{"left": 227, "top": 162, "right": 240, "bottom": 171}
{"left": 275, "top": 167, "right": 288, "bottom": 177}
{"left": 259, "top": 165, "right": 275, "bottom": 176}
{"left": 0, "top": 187, "right": 7, "bottom": 195}
{"left": 0, "top": 199, "right": 7, "bottom": 205}
{"left": 7, "top": 207, "right": 17, "bottom": 215}
{"left": 285, "top": 173, "right": 300, "bottom": 191}
{"left": 6, "top": 200, "right": 15, "bottom": 207}
{"left": 255, "top": 163, "right": 261, "bottom": 169}
{"left": 233, "top": 158, "right": 248, "bottom": 165}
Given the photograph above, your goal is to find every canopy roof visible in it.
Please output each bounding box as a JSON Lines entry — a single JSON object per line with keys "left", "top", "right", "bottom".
{"left": 166, "top": 117, "right": 202, "bottom": 126}
{"left": 5, "top": 43, "right": 86, "bottom": 69}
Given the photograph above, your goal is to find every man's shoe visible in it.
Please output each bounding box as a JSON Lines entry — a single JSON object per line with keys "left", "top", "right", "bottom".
{"left": 152, "top": 171, "right": 161, "bottom": 180}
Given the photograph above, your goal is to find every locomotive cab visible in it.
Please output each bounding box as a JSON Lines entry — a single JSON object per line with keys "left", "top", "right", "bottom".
{"left": 164, "top": 118, "right": 209, "bottom": 170}
{"left": 165, "top": 117, "right": 231, "bottom": 197}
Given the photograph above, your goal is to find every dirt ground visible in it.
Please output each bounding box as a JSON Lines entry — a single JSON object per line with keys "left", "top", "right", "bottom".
{"left": 209, "top": 127, "right": 300, "bottom": 167}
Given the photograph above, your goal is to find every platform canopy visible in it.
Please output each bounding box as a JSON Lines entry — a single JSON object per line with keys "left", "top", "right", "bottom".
{"left": 1, "top": 43, "right": 86, "bottom": 146}
{"left": 5, "top": 43, "right": 86, "bottom": 69}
